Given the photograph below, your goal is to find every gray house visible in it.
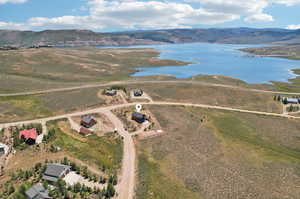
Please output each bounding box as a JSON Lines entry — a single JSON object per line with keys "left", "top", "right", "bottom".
{"left": 133, "top": 89, "right": 143, "bottom": 97}
{"left": 132, "top": 112, "right": 146, "bottom": 123}
{"left": 42, "top": 163, "right": 71, "bottom": 183}
{"left": 25, "top": 183, "right": 52, "bottom": 199}
{"left": 286, "top": 98, "right": 299, "bottom": 104}
{"left": 105, "top": 89, "right": 117, "bottom": 96}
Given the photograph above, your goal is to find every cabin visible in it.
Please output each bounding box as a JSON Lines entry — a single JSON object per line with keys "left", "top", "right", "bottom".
{"left": 42, "top": 163, "right": 71, "bottom": 184}
{"left": 25, "top": 183, "right": 52, "bottom": 199}
{"left": 132, "top": 112, "right": 146, "bottom": 124}
{"left": 79, "top": 127, "right": 93, "bottom": 136}
{"left": 19, "top": 128, "right": 38, "bottom": 145}
{"left": 133, "top": 89, "right": 143, "bottom": 97}
{"left": 105, "top": 89, "right": 117, "bottom": 96}
{"left": 80, "top": 115, "right": 97, "bottom": 128}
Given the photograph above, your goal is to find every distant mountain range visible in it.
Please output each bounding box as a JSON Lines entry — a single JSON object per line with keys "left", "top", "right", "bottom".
{"left": 1, "top": 28, "right": 300, "bottom": 47}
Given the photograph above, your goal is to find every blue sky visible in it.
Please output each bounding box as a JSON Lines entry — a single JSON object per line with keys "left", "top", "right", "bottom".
{"left": 0, "top": 0, "right": 300, "bottom": 32}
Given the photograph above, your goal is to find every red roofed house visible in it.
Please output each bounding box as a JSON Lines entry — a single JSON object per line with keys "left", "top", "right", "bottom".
{"left": 19, "top": 128, "right": 38, "bottom": 145}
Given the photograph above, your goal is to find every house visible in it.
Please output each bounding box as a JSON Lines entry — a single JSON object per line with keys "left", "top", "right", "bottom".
{"left": 79, "top": 127, "right": 93, "bottom": 136}
{"left": 133, "top": 89, "right": 143, "bottom": 97}
{"left": 80, "top": 115, "right": 97, "bottom": 128}
{"left": 42, "top": 163, "right": 71, "bottom": 183}
{"left": 105, "top": 89, "right": 117, "bottom": 96}
{"left": 287, "top": 98, "right": 299, "bottom": 104}
{"left": 132, "top": 112, "right": 146, "bottom": 124}
{"left": 0, "top": 143, "right": 8, "bottom": 157}
{"left": 25, "top": 183, "right": 52, "bottom": 199}
{"left": 19, "top": 128, "right": 38, "bottom": 145}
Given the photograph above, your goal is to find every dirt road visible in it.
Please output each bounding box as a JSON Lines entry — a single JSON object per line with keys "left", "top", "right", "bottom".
{"left": 1, "top": 80, "right": 300, "bottom": 97}
{"left": 1, "top": 101, "right": 300, "bottom": 199}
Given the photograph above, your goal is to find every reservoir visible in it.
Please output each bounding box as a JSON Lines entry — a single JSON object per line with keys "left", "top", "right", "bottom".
{"left": 128, "top": 43, "right": 300, "bottom": 84}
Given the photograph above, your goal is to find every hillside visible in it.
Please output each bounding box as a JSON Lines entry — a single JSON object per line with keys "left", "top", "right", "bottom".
{"left": 1, "top": 28, "right": 300, "bottom": 47}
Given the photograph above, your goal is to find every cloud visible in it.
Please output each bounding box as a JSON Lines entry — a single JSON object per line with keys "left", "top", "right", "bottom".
{"left": 187, "top": 0, "right": 300, "bottom": 22}
{"left": 245, "top": 13, "right": 274, "bottom": 22}
{"left": 1, "top": 0, "right": 300, "bottom": 30}
{"left": 0, "top": 0, "right": 28, "bottom": 4}
{"left": 286, "top": 24, "right": 300, "bottom": 30}
{"left": 0, "top": 0, "right": 239, "bottom": 30}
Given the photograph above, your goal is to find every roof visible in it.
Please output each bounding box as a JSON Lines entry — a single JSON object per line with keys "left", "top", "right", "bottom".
{"left": 80, "top": 127, "right": 92, "bottom": 136}
{"left": 287, "top": 98, "right": 299, "bottom": 103}
{"left": 0, "top": 143, "right": 8, "bottom": 155}
{"left": 43, "top": 163, "right": 71, "bottom": 181}
{"left": 25, "top": 183, "right": 52, "bottom": 199}
{"left": 19, "top": 128, "right": 37, "bottom": 140}
{"left": 81, "top": 115, "right": 93, "bottom": 124}
{"left": 132, "top": 112, "right": 145, "bottom": 119}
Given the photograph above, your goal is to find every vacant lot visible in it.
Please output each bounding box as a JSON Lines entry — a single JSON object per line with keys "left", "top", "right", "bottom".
{"left": 0, "top": 47, "right": 187, "bottom": 92}
{"left": 128, "top": 82, "right": 282, "bottom": 113}
{"left": 136, "top": 105, "right": 300, "bottom": 199}
{"left": 0, "top": 88, "right": 104, "bottom": 123}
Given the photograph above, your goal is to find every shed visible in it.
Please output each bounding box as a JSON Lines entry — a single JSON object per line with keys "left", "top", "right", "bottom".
{"left": 79, "top": 127, "right": 93, "bottom": 136}
{"left": 42, "top": 163, "right": 71, "bottom": 183}
{"left": 132, "top": 112, "right": 146, "bottom": 124}
{"left": 25, "top": 183, "right": 52, "bottom": 199}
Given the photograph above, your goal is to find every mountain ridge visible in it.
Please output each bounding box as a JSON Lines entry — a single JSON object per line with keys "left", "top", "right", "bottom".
{"left": 1, "top": 27, "right": 300, "bottom": 47}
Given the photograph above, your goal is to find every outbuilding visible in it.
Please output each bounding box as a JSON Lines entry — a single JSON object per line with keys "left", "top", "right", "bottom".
{"left": 132, "top": 112, "right": 146, "bottom": 123}
{"left": 0, "top": 143, "right": 9, "bottom": 157}
{"left": 79, "top": 127, "right": 93, "bottom": 136}
{"left": 42, "top": 163, "right": 71, "bottom": 183}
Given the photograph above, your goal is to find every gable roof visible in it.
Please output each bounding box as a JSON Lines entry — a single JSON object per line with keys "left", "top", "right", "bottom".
{"left": 80, "top": 127, "right": 93, "bottom": 136}
{"left": 25, "top": 183, "right": 52, "bottom": 199}
{"left": 19, "top": 128, "right": 38, "bottom": 140}
{"left": 43, "top": 163, "right": 71, "bottom": 180}
{"left": 132, "top": 112, "right": 145, "bottom": 119}
{"left": 81, "top": 115, "right": 93, "bottom": 124}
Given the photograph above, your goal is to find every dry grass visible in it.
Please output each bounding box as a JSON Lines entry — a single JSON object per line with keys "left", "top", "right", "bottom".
{"left": 129, "top": 82, "right": 282, "bottom": 113}
{"left": 0, "top": 48, "right": 187, "bottom": 92}
{"left": 136, "top": 105, "right": 300, "bottom": 199}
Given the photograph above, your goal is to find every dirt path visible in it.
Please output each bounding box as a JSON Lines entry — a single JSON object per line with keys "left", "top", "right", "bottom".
{"left": 1, "top": 80, "right": 300, "bottom": 97}
{"left": 1, "top": 101, "right": 300, "bottom": 199}
{"left": 101, "top": 110, "right": 136, "bottom": 199}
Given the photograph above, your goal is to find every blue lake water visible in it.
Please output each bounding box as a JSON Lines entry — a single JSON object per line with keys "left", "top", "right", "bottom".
{"left": 125, "top": 43, "right": 300, "bottom": 84}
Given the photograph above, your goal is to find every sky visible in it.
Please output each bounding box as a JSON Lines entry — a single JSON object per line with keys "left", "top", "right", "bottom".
{"left": 0, "top": 0, "right": 300, "bottom": 32}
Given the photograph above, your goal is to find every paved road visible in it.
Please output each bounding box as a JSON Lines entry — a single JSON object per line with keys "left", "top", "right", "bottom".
{"left": 2, "top": 80, "right": 300, "bottom": 97}
{"left": 1, "top": 101, "right": 300, "bottom": 199}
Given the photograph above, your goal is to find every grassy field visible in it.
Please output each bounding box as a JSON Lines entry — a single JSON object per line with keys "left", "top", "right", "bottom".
{"left": 0, "top": 87, "right": 104, "bottom": 123}
{"left": 47, "top": 120, "right": 123, "bottom": 173}
{"left": 0, "top": 47, "right": 187, "bottom": 92}
{"left": 128, "top": 82, "right": 282, "bottom": 113}
{"left": 135, "top": 105, "right": 300, "bottom": 199}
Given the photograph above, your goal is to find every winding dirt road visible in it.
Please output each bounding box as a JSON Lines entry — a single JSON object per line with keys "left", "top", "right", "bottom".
{"left": 1, "top": 101, "right": 299, "bottom": 199}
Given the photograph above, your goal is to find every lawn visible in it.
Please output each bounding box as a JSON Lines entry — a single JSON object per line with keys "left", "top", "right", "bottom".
{"left": 135, "top": 105, "right": 300, "bottom": 199}
{"left": 47, "top": 121, "right": 123, "bottom": 173}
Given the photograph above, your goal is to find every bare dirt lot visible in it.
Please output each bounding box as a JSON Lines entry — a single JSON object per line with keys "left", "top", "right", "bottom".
{"left": 136, "top": 105, "right": 300, "bottom": 199}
